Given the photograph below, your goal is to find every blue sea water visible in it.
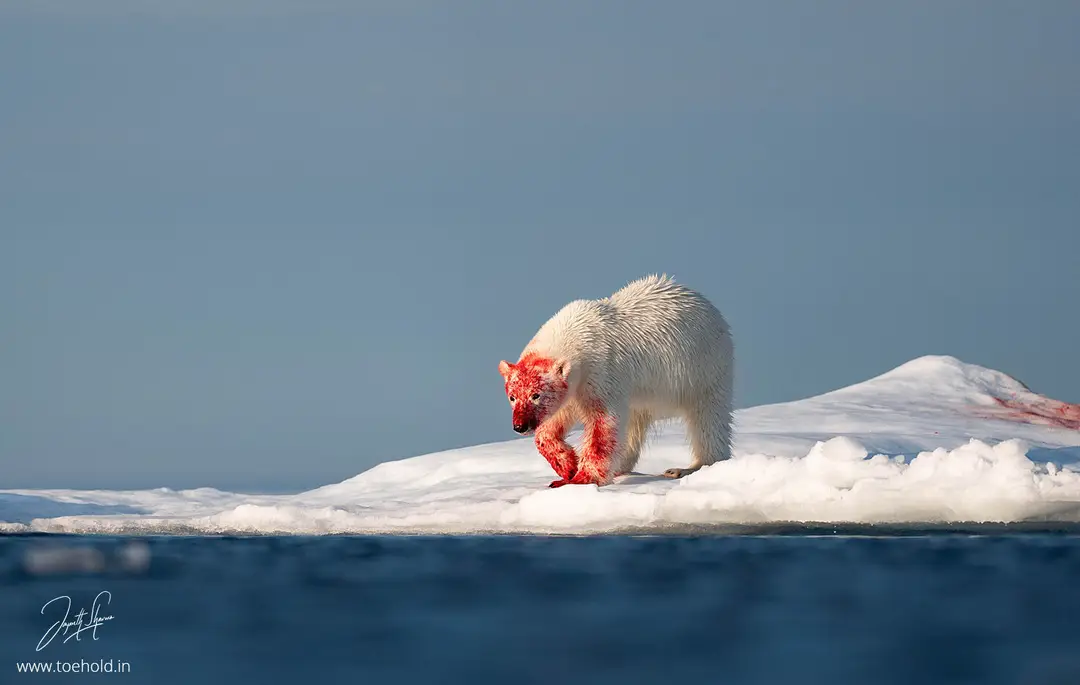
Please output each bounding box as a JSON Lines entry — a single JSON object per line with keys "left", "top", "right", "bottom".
{"left": 3, "top": 532, "right": 1080, "bottom": 685}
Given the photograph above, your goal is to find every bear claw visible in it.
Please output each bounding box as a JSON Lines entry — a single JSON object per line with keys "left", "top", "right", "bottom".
{"left": 663, "top": 467, "right": 699, "bottom": 479}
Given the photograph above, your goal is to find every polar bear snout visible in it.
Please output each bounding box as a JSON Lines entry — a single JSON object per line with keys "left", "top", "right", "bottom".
{"left": 513, "top": 412, "right": 540, "bottom": 435}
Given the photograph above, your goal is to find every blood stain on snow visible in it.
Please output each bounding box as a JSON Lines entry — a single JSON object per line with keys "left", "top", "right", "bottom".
{"left": 981, "top": 395, "right": 1080, "bottom": 431}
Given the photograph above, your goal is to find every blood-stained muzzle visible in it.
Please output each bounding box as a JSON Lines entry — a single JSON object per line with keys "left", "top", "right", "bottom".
{"left": 512, "top": 407, "right": 539, "bottom": 434}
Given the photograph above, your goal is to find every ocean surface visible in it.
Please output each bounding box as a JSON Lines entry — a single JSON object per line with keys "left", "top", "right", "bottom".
{"left": 3, "top": 532, "right": 1080, "bottom": 685}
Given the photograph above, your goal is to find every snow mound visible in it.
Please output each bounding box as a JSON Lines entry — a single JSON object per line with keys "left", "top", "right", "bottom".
{"left": 3, "top": 356, "right": 1080, "bottom": 535}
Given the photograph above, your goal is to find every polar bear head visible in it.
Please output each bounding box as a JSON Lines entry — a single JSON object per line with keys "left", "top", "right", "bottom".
{"left": 498, "top": 354, "right": 572, "bottom": 436}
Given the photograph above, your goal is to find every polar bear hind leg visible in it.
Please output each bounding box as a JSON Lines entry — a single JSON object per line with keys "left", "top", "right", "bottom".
{"left": 664, "top": 393, "right": 732, "bottom": 479}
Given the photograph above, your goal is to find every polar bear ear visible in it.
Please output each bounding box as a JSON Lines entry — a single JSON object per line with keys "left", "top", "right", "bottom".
{"left": 498, "top": 360, "right": 514, "bottom": 379}
{"left": 552, "top": 358, "right": 572, "bottom": 382}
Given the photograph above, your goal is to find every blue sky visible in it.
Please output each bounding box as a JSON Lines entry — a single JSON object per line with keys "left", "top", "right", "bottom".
{"left": 2, "top": 1, "right": 1078, "bottom": 490}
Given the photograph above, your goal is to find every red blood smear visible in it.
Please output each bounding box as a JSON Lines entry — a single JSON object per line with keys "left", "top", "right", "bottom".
{"left": 535, "top": 418, "right": 578, "bottom": 481}
{"left": 569, "top": 403, "right": 617, "bottom": 486}
{"left": 989, "top": 396, "right": 1080, "bottom": 431}
{"left": 502, "top": 354, "right": 569, "bottom": 432}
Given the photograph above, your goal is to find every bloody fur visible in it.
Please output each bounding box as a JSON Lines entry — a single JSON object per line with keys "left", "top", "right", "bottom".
{"left": 501, "top": 353, "right": 568, "bottom": 436}
{"left": 571, "top": 405, "right": 617, "bottom": 486}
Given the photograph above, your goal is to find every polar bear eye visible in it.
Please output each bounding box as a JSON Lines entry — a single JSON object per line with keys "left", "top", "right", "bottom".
{"left": 531, "top": 393, "right": 540, "bottom": 401}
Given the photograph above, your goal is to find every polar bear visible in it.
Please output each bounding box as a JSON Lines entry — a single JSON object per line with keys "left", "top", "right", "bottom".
{"left": 498, "top": 274, "right": 734, "bottom": 488}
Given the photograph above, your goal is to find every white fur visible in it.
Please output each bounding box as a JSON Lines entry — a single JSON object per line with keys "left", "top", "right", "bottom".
{"left": 522, "top": 274, "right": 734, "bottom": 477}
